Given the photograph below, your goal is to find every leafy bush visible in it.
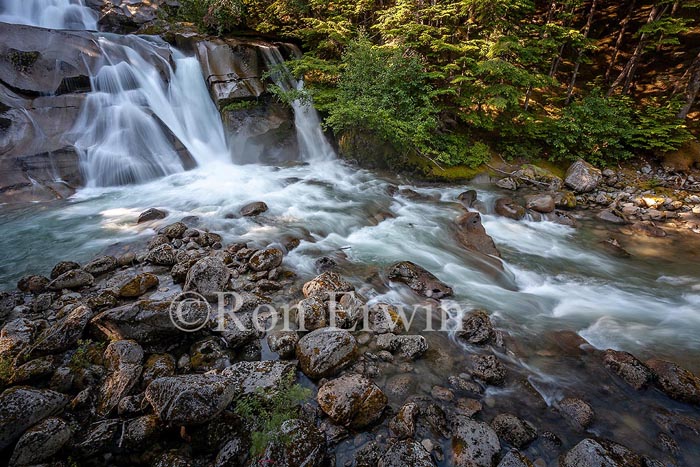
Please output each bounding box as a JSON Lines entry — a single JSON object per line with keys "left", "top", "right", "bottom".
{"left": 234, "top": 375, "right": 312, "bottom": 458}
{"left": 179, "top": 0, "right": 244, "bottom": 33}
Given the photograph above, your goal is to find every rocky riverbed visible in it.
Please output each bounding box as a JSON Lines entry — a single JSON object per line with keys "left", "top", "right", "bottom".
{"left": 1, "top": 190, "right": 700, "bottom": 467}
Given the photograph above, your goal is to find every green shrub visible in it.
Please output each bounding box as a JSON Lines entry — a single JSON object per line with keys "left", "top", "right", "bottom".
{"left": 179, "top": 0, "right": 244, "bottom": 33}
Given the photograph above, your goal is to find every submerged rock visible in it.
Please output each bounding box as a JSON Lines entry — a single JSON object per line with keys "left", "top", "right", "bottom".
{"left": 137, "top": 208, "right": 167, "bottom": 224}
{"left": 491, "top": 413, "right": 537, "bottom": 448}
{"left": 240, "top": 201, "right": 268, "bottom": 217}
{"left": 646, "top": 358, "right": 700, "bottom": 405}
{"left": 602, "top": 349, "right": 653, "bottom": 390}
{"left": 561, "top": 438, "right": 642, "bottom": 467}
{"left": 378, "top": 440, "right": 435, "bottom": 467}
{"left": 387, "top": 261, "right": 453, "bottom": 299}
{"left": 451, "top": 416, "right": 501, "bottom": 467}
{"left": 558, "top": 397, "right": 595, "bottom": 429}
{"left": 317, "top": 374, "right": 388, "bottom": 428}
{"left": 470, "top": 354, "right": 507, "bottom": 385}
{"left": 458, "top": 310, "right": 495, "bottom": 345}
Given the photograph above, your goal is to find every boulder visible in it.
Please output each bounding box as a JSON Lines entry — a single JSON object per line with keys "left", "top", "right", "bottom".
{"left": 17, "top": 275, "right": 49, "bottom": 294}
{"left": 524, "top": 194, "right": 555, "bottom": 213}
{"left": 137, "top": 208, "right": 167, "bottom": 224}
{"left": 50, "top": 261, "right": 81, "bottom": 279}
{"left": 221, "top": 360, "right": 297, "bottom": 397}
{"left": 48, "top": 269, "right": 94, "bottom": 290}
{"left": 317, "top": 374, "right": 388, "bottom": 428}
{"left": 145, "top": 244, "right": 177, "bottom": 266}
{"left": 262, "top": 418, "right": 326, "bottom": 467}
{"left": 91, "top": 300, "right": 210, "bottom": 352}
{"left": 296, "top": 327, "right": 358, "bottom": 379}
{"left": 184, "top": 256, "right": 231, "bottom": 301}
{"left": 159, "top": 222, "right": 188, "bottom": 239}
{"left": 118, "top": 272, "right": 159, "bottom": 298}
{"left": 83, "top": 256, "right": 117, "bottom": 276}
{"left": 141, "top": 353, "right": 176, "bottom": 388}
{"left": 33, "top": 304, "right": 93, "bottom": 352}
{"left": 145, "top": 374, "right": 238, "bottom": 425}
{"left": 455, "top": 212, "right": 501, "bottom": 257}
{"left": 491, "top": 413, "right": 537, "bottom": 448}
{"left": 387, "top": 261, "right": 453, "bottom": 299}
{"left": 495, "top": 197, "right": 526, "bottom": 220}
{"left": 248, "top": 248, "right": 284, "bottom": 271}
{"left": 451, "top": 416, "right": 501, "bottom": 467}
{"left": 561, "top": 438, "right": 642, "bottom": 467}
{"left": 457, "top": 190, "right": 478, "bottom": 208}
{"left": 564, "top": 159, "right": 602, "bottom": 193}
{"left": 471, "top": 354, "right": 507, "bottom": 385}
{"left": 458, "top": 310, "right": 495, "bottom": 345}
{"left": 558, "top": 397, "right": 594, "bottom": 429}
{"left": 378, "top": 334, "right": 428, "bottom": 360}
{"left": 602, "top": 349, "right": 653, "bottom": 390}
{"left": 597, "top": 209, "right": 627, "bottom": 224}
{"left": 497, "top": 450, "right": 535, "bottom": 467}
{"left": 646, "top": 358, "right": 700, "bottom": 405}
{"left": 0, "top": 387, "right": 68, "bottom": 450}
{"left": 0, "top": 318, "right": 38, "bottom": 357}
{"left": 378, "top": 440, "right": 435, "bottom": 467}
{"left": 302, "top": 271, "right": 355, "bottom": 300}
{"left": 267, "top": 331, "right": 299, "bottom": 359}
{"left": 296, "top": 295, "right": 328, "bottom": 331}
{"left": 240, "top": 201, "right": 268, "bottom": 217}
{"left": 9, "top": 417, "right": 71, "bottom": 466}
{"left": 389, "top": 402, "right": 419, "bottom": 438}
{"left": 98, "top": 340, "right": 144, "bottom": 416}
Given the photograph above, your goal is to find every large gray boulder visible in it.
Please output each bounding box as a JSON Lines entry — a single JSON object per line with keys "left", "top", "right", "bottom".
{"left": 295, "top": 327, "right": 358, "bottom": 379}
{"left": 0, "top": 387, "right": 68, "bottom": 450}
{"left": 451, "top": 417, "right": 501, "bottom": 467}
{"left": 184, "top": 256, "right": 231, "bottom": 301}
{"left": 317, "top": 374, "right": 387, "bottom": 429}
{"left": 9, "top": 417, "right": 71, "bottom": 466}
{"left": 565, "top": 159, "right": 602, "bottom": 193}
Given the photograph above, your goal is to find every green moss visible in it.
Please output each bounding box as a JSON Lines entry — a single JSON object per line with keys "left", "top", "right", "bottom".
{"left": 0, "top": 356, "right": 15, "bottom": 386}
{"left": 69, "top": 339, "right": 105, "bottom": 370}
{"left": 9, "top": 50, "right": 40, "bottom": 72}
{"left": 223, "top": 100, "right": 261, "bottom": 112}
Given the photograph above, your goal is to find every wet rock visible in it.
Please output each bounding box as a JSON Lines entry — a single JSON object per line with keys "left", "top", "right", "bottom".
{"left": 378, "top": 333, "right": 428, "bottom": 360}
{"left": 17, "top": 275, "right": 50, "bottom": 294}
{"left": 455, "top": 398, "right": 483, "bottom": 417}
{"left": 33, "top": 304, "right": 92, "bottom": 353}
{"left": 337, "top": 292, "right": 367, "bottom": 329}
{"left": 497, "top": 449, "right": 535, "bottom": 467}
{"left": 387, "top": 261, "right": 453, "bottom": 299}
{"left": 160, "top": 222, "right": 188, "bottom": 239}
{"left": 262, "top": 418, "right": 326, "bottom": 466}
{"left": 495, "top": 197, "right": 526, "bottom": 220}
{"left": 367, "top": 303, "right": 402, "bottom": 334}
{"left": 455, "top": 212, "right": 501, "bottom": 257}
{"left": 138, "top": 208, "right": 167, "bottom": 224}
{"left": 267, "top": 330, "right": 299, "bottom": 359}
{"left": 0, "top": 318, "right": 39, "bottom": 357}
{"left": 525, "top": 194, "right": 555, "bottom": 213}
{"left": 98, "top": 340, "right": 144, "bottom": 416}
{"left": 188, "top": 337, "right": 232, "bottom": 372}
{"left": 491, "top": 413, "right": 537, "bottom": 448}
{"left": 554, "top": 191, "right": 577, "bottom": 210}
{"left": 240, "top": 201, "right": 268, "bottom": 217}
{"left": 597, "top": 209, "right": 627, "bottom": 224}
{"left": 471, "top": 354, "right": 507, "bottom": 385}
{"left": 497, "top": 178, "right": 518, "bottom": 190}
{"left": 646, "top": 358, "right": 700, "bottom": 405}
{"left": 302, "top": 271, "right": 355, "bottom": 300}
{"left": 602, "top": 349, "right": 653, "bottom": 390}
{"left": 145, "top": 374, "right": 238, "bottom": 424}
{"left": 50, "top": 261, "right": 81, "bottom": 279}
{"left": 145, "top": 244, "right": 177, "bottom": 266}
{"left": 214, "top": 436, "right": 247, "bottom": 467}
{"left": 458, "top": 310, "right": 495, "bottom": 345}
{"left": 184, "top": 256, "right": 231, "bottom": 301}
{"left": 9, "top": 417, "right": 71, "bottom": 466}
{"left": 451, "top": 416, "right": 501, "bottom": 467}
{"left": 118, "top": 272, "right": 159, "bottom": 298}
{"left": 83, "top": 256, "right": 118, "bottom": 276}
{"left": 565, "top": 160, "right": 602, "bottom": 193}
{"left": 458, "top": 190, "right": 478, "bottom": 208}
{"left": 379, "top": 440, "right": 436, "bottom": 467}
{"left": 561, "top": 438, "right": 642, "bottom": 467}
{"left": 296, "top": 295, "right": 328, "bottom": 331}
{"left": 249, "top": 248, "right": 284, "bottom": 272}
{"left": 148, "top": 234, "right": 170, "bottom": 250}
{"left": 141, "top": 353, "right": 176, "bottom": 388}
{"left": 390, "top": 402, "right": 419, "bottom": 438}
{"left": 10, "top": 356, "right": 56, "bottom": 384}
{"left": 431, "top": 385, "right": 455, "bottom": 401}
{"left": 216, "top": 310, "right": 265, "bottom": 349}
{"left": 0, "top": 387, "right": 68, "bottom": 450}
{"left": 558, "top": 397, "right": 594, "bottom": 429}
{"left": 123, "top": 414, "right": 160, "bottom": 449}
{"left": 317, "top": 374, "right": 387, "bottom": 428}
{"left": 314, "top": 256, "right": 338, "bottom": 272}
{"left": 91, "top": 300, "right": 210, "bottom": 352}
{"left": 48, "top": 269, "right": 94, "bottom": 290}
{"left": 221, "top": 360, "right": 296, "bottom": 397}
{"left": 296, "top": 327, "right": 358, "bottom": 379}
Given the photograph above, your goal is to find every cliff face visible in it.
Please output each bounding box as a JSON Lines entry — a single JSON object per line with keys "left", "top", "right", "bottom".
{"left": 0, "top": 19, "right": 297, "bottom": 203}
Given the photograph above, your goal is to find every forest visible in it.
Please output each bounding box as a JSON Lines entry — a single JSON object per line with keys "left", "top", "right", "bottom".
{"left": 177, "top": 0, "right": 700, "bottom": 169}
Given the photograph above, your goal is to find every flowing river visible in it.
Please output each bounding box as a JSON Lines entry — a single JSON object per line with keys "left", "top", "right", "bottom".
{"left": 1, "top": 1, "right": 699, "bottom": 465}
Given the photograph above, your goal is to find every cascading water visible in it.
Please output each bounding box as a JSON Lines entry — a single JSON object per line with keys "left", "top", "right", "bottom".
{"left": 0, "top": 0, "right": 97, "bottom": 30}
{"left": 69, "top": 35, "right": 231, "bottom": 186}
{"left": 260, "top": 45, "right": 336, "bottom": 162}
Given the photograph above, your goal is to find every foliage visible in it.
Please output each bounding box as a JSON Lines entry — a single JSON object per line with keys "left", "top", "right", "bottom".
{"left": 0, "top": 355, "right": 14, "bottom": 386}
{"left": 234, "top": 375, "right": 312, "bottom": 458}
{"left": 179, "top": 0, "right": 244, "bottom": 33}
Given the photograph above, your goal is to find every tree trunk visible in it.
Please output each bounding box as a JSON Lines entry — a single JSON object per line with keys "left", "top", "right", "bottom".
{"left": 605, "top": 0, "right": 636, "bottom": 82}
{"left": 565, "top": 0, "right": 598, "bottom": 104}
{"left": 678, "top": 51, "right": 700, "bottom": 119}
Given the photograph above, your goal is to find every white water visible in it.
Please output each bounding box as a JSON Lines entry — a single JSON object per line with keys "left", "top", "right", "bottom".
{"left": 0, "top": 0, "right": 97, "bottom": 30}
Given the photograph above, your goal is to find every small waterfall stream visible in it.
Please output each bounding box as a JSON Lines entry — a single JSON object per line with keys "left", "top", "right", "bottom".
{"left": 0, "top": 0, "right": 97, "bottom": 30}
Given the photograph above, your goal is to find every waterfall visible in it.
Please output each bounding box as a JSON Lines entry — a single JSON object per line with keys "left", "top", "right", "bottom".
{"left": 0, "top": 0, "right": 98, "bottom": 30}
{"left": 260, "top": 45, "right": 335, "bottom": 162}
{"left": 69, "top": 35, "right": 231, "bottom": 186}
